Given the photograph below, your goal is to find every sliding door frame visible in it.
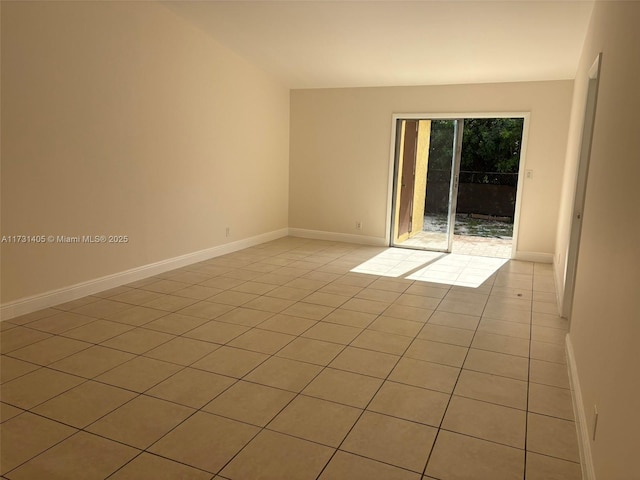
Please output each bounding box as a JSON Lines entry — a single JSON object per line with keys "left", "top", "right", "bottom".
{"left": 386, "top": 112, "right": 531, "bottom": 258}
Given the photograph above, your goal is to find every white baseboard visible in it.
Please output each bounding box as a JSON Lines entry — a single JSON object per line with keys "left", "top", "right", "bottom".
{"left": 566, "top": 335, "right": 596, "bottom": 480}
{"left": 288, "top": 228, "right": 388, "bottom": 247}
{"left": 0, "top": 228, "right": 289, "bottom": 321}
{"left": 514, "top": 251, "right": 554, "bottom": 263}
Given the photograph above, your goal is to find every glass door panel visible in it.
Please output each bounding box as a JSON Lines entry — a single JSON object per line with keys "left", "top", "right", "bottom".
{"left": 392, "top": 118, "right": 463, "bottom": 252}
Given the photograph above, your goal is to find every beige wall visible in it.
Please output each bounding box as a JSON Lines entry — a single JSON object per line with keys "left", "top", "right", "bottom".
{"left": 289, "top": 81, "right": 573, "bottom": 256}
{"left": 0, "top": 1, "right": 289, "bottom": 304}
{"left": 563, "top": 2, "right": 640, "bottom": 478}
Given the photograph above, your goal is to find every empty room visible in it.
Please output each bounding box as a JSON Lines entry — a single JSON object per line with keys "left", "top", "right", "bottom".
{"left": 1, "top": 1, "right": 638, "bottom": 479}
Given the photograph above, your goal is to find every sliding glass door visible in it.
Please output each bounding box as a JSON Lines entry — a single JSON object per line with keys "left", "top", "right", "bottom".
{"left": 392, "top": 118, "right": 464, "bottom": 252}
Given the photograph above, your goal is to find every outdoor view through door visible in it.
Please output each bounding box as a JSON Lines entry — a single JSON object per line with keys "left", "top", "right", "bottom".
{"left": 392, "top": 117, "right": 525, "bottom": 258}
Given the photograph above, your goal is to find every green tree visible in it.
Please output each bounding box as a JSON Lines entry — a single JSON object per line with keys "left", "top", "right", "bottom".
{"left": 460, "top": 118, "right": 524, "bottom": 174}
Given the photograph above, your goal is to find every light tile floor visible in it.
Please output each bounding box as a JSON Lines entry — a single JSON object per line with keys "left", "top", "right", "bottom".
{"left": 0, "top": 237, "right": 581, "bottom": 480}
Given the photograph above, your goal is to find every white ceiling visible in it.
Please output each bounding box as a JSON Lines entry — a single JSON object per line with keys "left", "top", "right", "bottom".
{"left": 163, "top": 1, "right": 594, "bottom": 89}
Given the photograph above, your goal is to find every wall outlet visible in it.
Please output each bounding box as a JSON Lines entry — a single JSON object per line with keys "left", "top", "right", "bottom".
{"left": 355, "top": 221, "right": 362, "bottom": 230}
{"left": 592, "top": 405, "right": 599, "bottom": 441}
{"left": 526, "top": 169, "right": 534, "bottom": 179}
{"left": 225, "top": 227, "right": 230, "bottom": 237}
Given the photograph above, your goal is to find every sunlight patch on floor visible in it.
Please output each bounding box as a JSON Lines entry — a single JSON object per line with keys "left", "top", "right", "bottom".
{"left": 407, "top": 254, "right": 508, "bottom": 287}
{"left": 350, "top": 248, "right": 443, "bottom": 277}
{"left": 350, "top": 249, "right": 507, "bottom": 288}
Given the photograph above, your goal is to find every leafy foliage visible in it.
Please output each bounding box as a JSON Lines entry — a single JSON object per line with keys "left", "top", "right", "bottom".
{"left": 427, "top": 118, "right": 524, "bottom": 174}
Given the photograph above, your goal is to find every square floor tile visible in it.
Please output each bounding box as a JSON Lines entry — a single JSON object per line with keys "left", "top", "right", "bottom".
{"left": 1, "top": 368, "right": 84, "bottom": 409}
{"left": 384, "top": 304, "right": 433, "bottom": 323}
{"left": 1, "top": 402, "right": 23, "bottom": 423}
{"left": 220, "top": 429, "right": 334, "bottom": 480}
{"left": 437, "top": 299, "right": 484, "bottom": 316}
{"left": 463, "top": 348, "right": 529, "bottom": 381}
{"left": 389, "top": 357, "right": 460, "bottom": 394}
{"left": 243, "top": 296, "right": 297, "bottom": 313}
{"left": 529, "top": 359, "right": 570, "bottom": 388}
{"left": 531, "top": 325, "right": 566, "bottom": 345}
{"left": 192, "top": 346, "right": 268, "bottom": 378}
{"left": 141, "top": 279, "right": 190, "bottom": 294}
{"left": 367, "top": 381, "right": 449, "bottom": 427}
{"left": 208, "top": 290, "right": 259, "bottom": 306}
{"left": 477, "top": 318, "right": 530, "bottom": 339}
{"left": 70, "top": 299, "right": 133, "bottom": 318}
{"left": 368, "top": 316, "right": 423, "bottom": 337}
{"left": 405, "top": 339, "right": 468, "bottom": 367}
{"left": 232, "top": 281, "right": 278, "bottom": 295}
{"left": 442, "top": 396, "right": 526, "bottom": 448}
{"left": 527, "top": 413, "right": 580, "bottom": 462}
{"left": 453, "top": 370, "right": 527, "bottom": 410}
{"left": 32, "top": 381, "right": 136, "bottom": 428}
{"left": 405, "top": 284, "right": 448, "bottom": 299}
{"left": 143, "top": 313, "right": 209, "bottom": 335}
{"left": 7, "top": 431, "right": 138, "bottom": 480}
{"left": 528, "top": 383, "right": 574, "bottom": 421}
{"left": 87, "top": 395, "right": 193, "bottom": 449}
{"left": 244, "top": 356, "right": 322, "bottom": 392}
{"left": 62, "top": 320, "right": 134, "bottom": 343}
{"left": 301, "top": 322, "right": 362, "bottom": 345}
{"left": 0, "top": 356, "right": 40, "bottom": 384}
{"left": 203, "top": 380, "right": 294, "bottom": 427}
{"left": 1, "top": 327, "right": 52, "bottom": 353}
{"left": 177, "top": 301, "right": 234, "bottom": 320}
{"left": 49, "top": 345, "right": 135, "bottom": 379}
{"left": 356, "top": 288, "right": 401, "bottom": 304}
{"left": 109, "top": 289, "right": 163, "bottom": 306}
{"left": 9, "top": 336, "right": 91, "bottom": 366}
{"left": 303, "top": 291, "right": 351, "bottom": 308}
{"left": 268, "top": 395, "right": 361, "bottom": 447}
{"left": 471, "top": 331, "right": 530, "bottom": 357}
{"left": 417, "top": 324, "right": 474, "bottom": 347}
{"left": 282, "top": 302, "right": 335, "bottom": 320}
{"left": 319, "top": 284, "right": 363, "bottom": 299}
{"left": 264, "top": 286, "right": 313, "bottom": 301}
{"left": 276, "top": 337, "right": 344, "bottom": 366}
{"left": 351, "top": 330, "right": 413, "bottom": 355}
{"left": 394, "top": 293, "right": 442, "bottom": 310}
{"left": 256, "top": 314, "right": 317, "bottom": 335}
{"left": 425, "top": 430, "right": 524, "bottom": 480}
{"left": 108, "top": 452, "right": 213, "bottom": 480}
{"left": 27, "top": 312, "right": 96, "bottom": 334}
{"left": 319, "top": 450, "right": 420, "bottom": 480}
{"left": 149, "top": 411, "right": 259, "bottom": 474}
{"left": 100, "top": 328, "right": 174, "bottom": 354}
{"left": 0, "top": 412, "right": 76, "bottom": 475}
{"left": 103, "top": 306, "right": 168, "bottom": 326}
{"left": 173, "top": 284, "right": 223, "bottom": 300}
{"left": 482, "top": 304, "right": 531, "bottom": 324}
{"left": 322, "top": 309, "right": 377, "bottom": 329}
{"left": 217, "top": 308, "right": 277, "bottom": 328}
{"left": 95, "top": 356, "right": 182, "bottom": 393}
{"left": 530, "top": 341, "right": 566, "bottom": 364}
{"left": 342, "top": 411, "right": 437, "bottom": 472}
{"left": 329, "top": 346, "right": 399, "bottom": 378}
{"left": 525, "top": 452, "right": 582, "bottom": 480}
{"left": 303, "top": 368, "right": 382, "bottom": 408}
{"left": 428, "top": 311, "right": 480, "bottom": 331}
{"left": 146, "top": 367, "right": 235, "bottom": 408}
{"left": 143, "top": 337, "right": 219, "bottom": 366}
{"left": 228, "top": 328, "right": 295, "bottom": 354}
{"left": 341, "top": 298, "right": 389, "bottom": 315}
{"left": 183, "top": 320, "right": 250, "bottom": 344}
